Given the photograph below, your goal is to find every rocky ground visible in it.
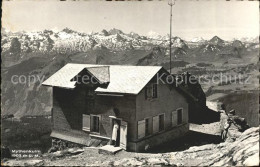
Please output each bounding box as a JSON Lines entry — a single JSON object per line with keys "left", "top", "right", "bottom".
{"left": 2, "top": 124, "right": 259, "bottom": 166}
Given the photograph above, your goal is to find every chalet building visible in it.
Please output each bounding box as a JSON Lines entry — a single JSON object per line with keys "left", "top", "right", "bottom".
{"left": 43, "top": 63, "right": 189, "bottom": 152}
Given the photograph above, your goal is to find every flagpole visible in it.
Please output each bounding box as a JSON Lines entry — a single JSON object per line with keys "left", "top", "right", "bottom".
{"left": 168, "top": 0, "right": 175, "bottom": 74}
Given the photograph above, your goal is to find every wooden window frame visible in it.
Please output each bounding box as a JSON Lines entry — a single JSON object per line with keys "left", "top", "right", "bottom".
{"left": 145, "top": 83, "right": 158, "bottom": 100}
{"left": 136, "top": 113, "right": 167, "bottom": 140}
{"left": 137, "top": 117, "right": 152, "bottom": 139}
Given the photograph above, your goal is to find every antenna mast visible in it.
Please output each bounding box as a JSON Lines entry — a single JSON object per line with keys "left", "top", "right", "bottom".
{"left": 168, "top": 0, "right": 175, "bottom": 74}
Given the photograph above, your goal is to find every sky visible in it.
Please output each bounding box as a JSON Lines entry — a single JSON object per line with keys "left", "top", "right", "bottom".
{"left": 2, "top": 0, "right": 259, "bottom": 40}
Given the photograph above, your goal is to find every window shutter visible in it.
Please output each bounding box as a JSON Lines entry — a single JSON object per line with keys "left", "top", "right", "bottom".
{"left": 138, "top": 120, "right": 145, "bottom": 139}
{"left": 82, "top": 114, "right": 90, "bottom": 131}
{"left": 172, "top": 111, "right": 178, "bottom": 127}
{"left": 152, "top": 116, "right": 159, "bottom": 133}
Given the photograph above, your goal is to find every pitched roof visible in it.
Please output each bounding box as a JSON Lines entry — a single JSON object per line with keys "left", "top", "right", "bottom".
{"left": 42, "top": 64, "right": 101, "bottom": 89}
{"left": 42, "top": 63, "right": 162, "bottom": 94}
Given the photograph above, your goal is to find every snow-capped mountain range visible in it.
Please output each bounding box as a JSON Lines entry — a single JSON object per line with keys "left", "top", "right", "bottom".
{"left": 2, "top": 28, "right": 192, "bottom": 53}
{"left": 2, "top": 27, "right": 258, "bottom": 55}
{"left": 1, "top": 27, "right": 259, "bottom": 69}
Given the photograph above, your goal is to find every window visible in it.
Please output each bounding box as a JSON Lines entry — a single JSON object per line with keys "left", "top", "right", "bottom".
{"left": 152, "top": 84, "right": 157, "bottom": 98}
{"left": 152, "top": 114, "right": 164, "bottom": 133}
{"left": 82, "top": 114, "right": 100, "bottom": 133}
{"left": 138, "top": 118, "right": 151, "bottom": 139}
{"left": 145, "top": 118, "right": 150, "bottom": 136}
{"left": 91, "top": 115, "right": 100, "bottom": 133}
{"left": 138, "top": 120, "right": 145, "bottom": 139}
{"left": 145, "top": 83, "right": 158, "bottom": 99}
{"left": 159, "top": 114, "right": 165, "bottom": 131}
{"left": 177, "top": 108, "right": 183, "bottom": 125}
{"left": 172, "top": 108, "right": 183, "bottom": 126}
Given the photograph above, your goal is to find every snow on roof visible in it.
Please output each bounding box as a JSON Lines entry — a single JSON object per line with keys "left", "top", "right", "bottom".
{"left": 87, "top": 66, "right": 110, "bottom": 84}
{"left": 42, "top": 63, "right": 162, "bottom": 94}
{"left": 42, "top": 64, "right": 100, "bottom": 89}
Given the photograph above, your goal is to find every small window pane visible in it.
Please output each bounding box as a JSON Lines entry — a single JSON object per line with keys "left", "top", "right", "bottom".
{"left": 91, "top": 116, "right": 100, "bottom": 133}
{"left": 177, "top": 109, "right": 183, "bottom": 125}
{"left": 152, "top": 84, "right": 157, "bottom": 98}
{"left": 159, "top": 114, "right": 164, "bottom": 131}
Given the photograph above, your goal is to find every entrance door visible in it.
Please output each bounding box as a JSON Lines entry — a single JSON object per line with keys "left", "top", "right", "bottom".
{"left": 120, "top": 121, "right": 127, "bottom": 150}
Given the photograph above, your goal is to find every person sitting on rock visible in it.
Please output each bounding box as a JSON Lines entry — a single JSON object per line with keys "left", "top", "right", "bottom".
{"left": 228, "top": 109, "right": 249, "bottom": 132}
{"left": 228, "top": 109, "right": 235, "bottom": 117}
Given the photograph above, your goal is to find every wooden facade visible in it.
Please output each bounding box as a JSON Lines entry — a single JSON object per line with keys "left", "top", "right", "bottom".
{"left": 51, "top": 77, "right": 189, "bottom": 151}
{"left": 45, "top": 64, "right": 190, "bottom": 152}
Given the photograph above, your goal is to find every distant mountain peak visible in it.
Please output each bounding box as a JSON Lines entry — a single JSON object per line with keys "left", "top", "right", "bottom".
{"left": 128, "top": 32, "right": 140, "bottom": 39}
{"left": 62, "top": 27, "right": 76, "bottom": 34}
{"left": 172, "top": 36, "right": 184, "bottom": 42}
{"left": 191, "top": 37, "right": 205, "bottom": 43}
{"left": 210, "top": 36, "right": 222, "bottom": 41}
{"left": 108, "top": 28, "right": 123, "bottom": 35}
{"left": 232, "top": 40, "right": 244, "bottom": 48}
{"left": 240, "top": 36, "right": 259, "bottom": 43}
{"left": 172, "top": 36, "right": 182, "bottom": 40}
{"left": 147, "top": 31, "right": 162, "bottom": 39}
{"left": 209, "top": 36, "right": 225, "bottom": 45}
{"left": 100, "top": 29, "right": 109, "bottom": 36}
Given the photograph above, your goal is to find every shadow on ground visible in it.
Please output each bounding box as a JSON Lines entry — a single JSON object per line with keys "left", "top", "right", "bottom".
{"left": 146, "top": 130, "right": 222, "bottom": 153}
{"left": 190, "top": 108, "right": 220, "bottom": 124}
